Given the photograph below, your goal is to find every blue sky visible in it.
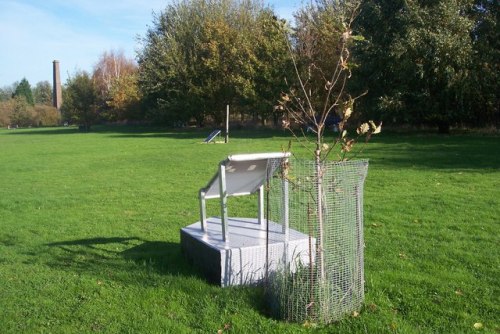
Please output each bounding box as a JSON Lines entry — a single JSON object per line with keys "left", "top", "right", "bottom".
{"left": 0, "top": 0, "right": 299, "bottom": 88}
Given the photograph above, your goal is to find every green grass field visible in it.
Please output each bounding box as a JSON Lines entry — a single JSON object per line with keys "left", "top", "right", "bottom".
{"left": 0, "top": 126, "right": 498, "bottom": 333}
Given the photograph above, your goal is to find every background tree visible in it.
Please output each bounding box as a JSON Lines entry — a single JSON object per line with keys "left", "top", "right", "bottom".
{"left": 0, "top": 84, "right": 17, "bottom": 101}
{"left": 252, "top": 12, "right": 292, "bottom": 125}
{"left": 393, "top": 0, "right": 474, "bottom": 133}
{"left": 61, "top": 71, "right": 97, "bottom": 131}
{"left": 354, "top": 0, "right": 498, "bottom": 131}
{"left": 468, "top": 0, "right": 499, "bottom": 126}
{"left": 351, "top": 0, "right": 407, "bottom": 123}
{"left": 289, "top": 0, "right": 365, "bottom": 125}
{"left": 0, "top": 84, "right": 16, "bottom": 125}
{"left": 32, "top": 81, "right": 53, "bottom": 106}
{"left": 106, "top": 71, "right": 142, "bottom": 121}
{"left": 13, "top": 78, "right": 34, "bottom": 106}
{"left": 138, "top": 0, "right": 290, "bottom": 126}
{"left": 93, "top": 50, "right": 139, "bottom": 121}
{"left": 138, "top": 1, "right": 198, "bottom": 125}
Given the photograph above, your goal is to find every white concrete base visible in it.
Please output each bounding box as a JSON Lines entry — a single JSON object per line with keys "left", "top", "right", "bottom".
{"left": 181, "top": 217, "right": 314, "bottom": 287}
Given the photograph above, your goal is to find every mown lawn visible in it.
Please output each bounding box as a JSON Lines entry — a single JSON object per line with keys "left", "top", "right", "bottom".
{"left": 0, "top": 126, "right": 498, "bottom": 333}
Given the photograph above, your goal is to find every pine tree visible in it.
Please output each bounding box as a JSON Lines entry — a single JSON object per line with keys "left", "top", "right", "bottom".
{"left": 13, "top": 78, "right": 34, "bottom": 106}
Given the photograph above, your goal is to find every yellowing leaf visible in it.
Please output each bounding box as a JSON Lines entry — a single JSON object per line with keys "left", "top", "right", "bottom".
{"left": 473, "top": 323, "right": 483, "bottom": 329}
{"left": 357, "top": 123, "right": 369, "bottom": 135}
{"left": 344, "top": 107, "right": 352, "bottom": 119}
{"left": 281, "top": 93, "right": 290, "bottom": 102}
{"left": 351, "top": 34, "right": 365, "bottom": 41}
{"left": 341, "top": 139, "right": 355, "bottom": 153}
{"left": 302, "top": 320, "right": 317, "bottom": 328}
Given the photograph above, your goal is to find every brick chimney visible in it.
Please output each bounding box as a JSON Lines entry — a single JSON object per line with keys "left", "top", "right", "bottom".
{"left": 52, "top": 60, "right": 62, "bottom": 110}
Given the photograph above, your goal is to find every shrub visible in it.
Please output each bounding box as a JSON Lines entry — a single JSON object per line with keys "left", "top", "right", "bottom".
{"left": 0, "top": 100, "right": 13, "bottom": 127}
{"left": 10, "top": 96, "right": 36, "bottom": 127}
{"left": 0, "top": 99, "right": 61, "bottom": 127}
{"left": 35, "top": 105, "right": 61, "bottom": 126}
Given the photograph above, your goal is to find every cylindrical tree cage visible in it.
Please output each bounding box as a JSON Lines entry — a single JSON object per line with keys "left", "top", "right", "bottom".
{"left": 266, "top": 159, "right": 369, "bottom": 323}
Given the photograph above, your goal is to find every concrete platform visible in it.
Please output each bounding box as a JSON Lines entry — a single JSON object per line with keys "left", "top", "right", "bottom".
{"left": 181, "top": 217, "right": 314, "bottom": 287}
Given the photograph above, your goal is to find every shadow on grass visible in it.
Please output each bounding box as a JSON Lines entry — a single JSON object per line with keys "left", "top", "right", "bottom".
{"left": 4, "top": 125, "right": 290, "bottom": 140}
{"left": 45, "top": 236, "right": 200, "bottom": 279}
{"left": 47, "top": 236, "right": 139, "bottom": 247}
{"left": 4, "top": 127, "right": 82, "bottom": 135}
{"left": 362, "top": 134, "right": 500, "bottom": 171}
{"left": 8, "top": 126, "right": 499, "bottom": 170}
{"left": 44, "top": 235, "right": 269, "bottom": 313}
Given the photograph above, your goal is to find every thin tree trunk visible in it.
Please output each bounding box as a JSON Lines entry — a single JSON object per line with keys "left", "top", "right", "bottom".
{"left": 315, "top": 134, "right": 326, "bottom": 281}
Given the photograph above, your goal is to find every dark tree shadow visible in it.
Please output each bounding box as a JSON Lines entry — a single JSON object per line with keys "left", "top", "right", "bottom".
{"left": 358, "top": 133, "right": 500, "bottom": 171}
{"left": 3, "top": 125, "right": 290, "bottom": 140}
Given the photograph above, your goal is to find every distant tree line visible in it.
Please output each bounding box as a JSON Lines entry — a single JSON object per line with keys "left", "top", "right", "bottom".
{"left": 2, "top": 0, "right": 497, "bottom": 132}
{"left": 0, "top": 78, "right": 60, "bottom": 127}
{"left": 136, "top": 0, "right": 498, "bottom": 132}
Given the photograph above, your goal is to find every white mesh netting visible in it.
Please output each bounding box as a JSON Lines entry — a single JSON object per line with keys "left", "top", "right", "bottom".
{"left": 265, "top": 158, "right": 369, "bottom": 323}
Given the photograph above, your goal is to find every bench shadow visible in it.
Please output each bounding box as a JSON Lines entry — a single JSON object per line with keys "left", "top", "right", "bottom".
{"left": 45, "top": 236, "right": 199, "bottom": 280}
{"left": 43, "top": 236, "right": 280, "bottom": 316}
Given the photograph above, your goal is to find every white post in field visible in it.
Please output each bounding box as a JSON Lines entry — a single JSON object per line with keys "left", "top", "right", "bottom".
{"left": 225, "top": 104, "right": 229, "bottom": 144}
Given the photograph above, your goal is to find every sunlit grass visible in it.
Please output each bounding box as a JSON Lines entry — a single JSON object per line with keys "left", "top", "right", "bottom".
{"left": 0, "top": 126, "right": 498, "bottom": 333}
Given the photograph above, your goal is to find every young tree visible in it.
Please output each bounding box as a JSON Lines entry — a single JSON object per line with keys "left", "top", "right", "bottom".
{"left": 13, "top": 78, "right": 34, "bottom": 106}
{"left": 277, "top": 0, "right": 381, "bottom": 285}
{"left": 61, "top": 71, "right": 98, "bottom": 131}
